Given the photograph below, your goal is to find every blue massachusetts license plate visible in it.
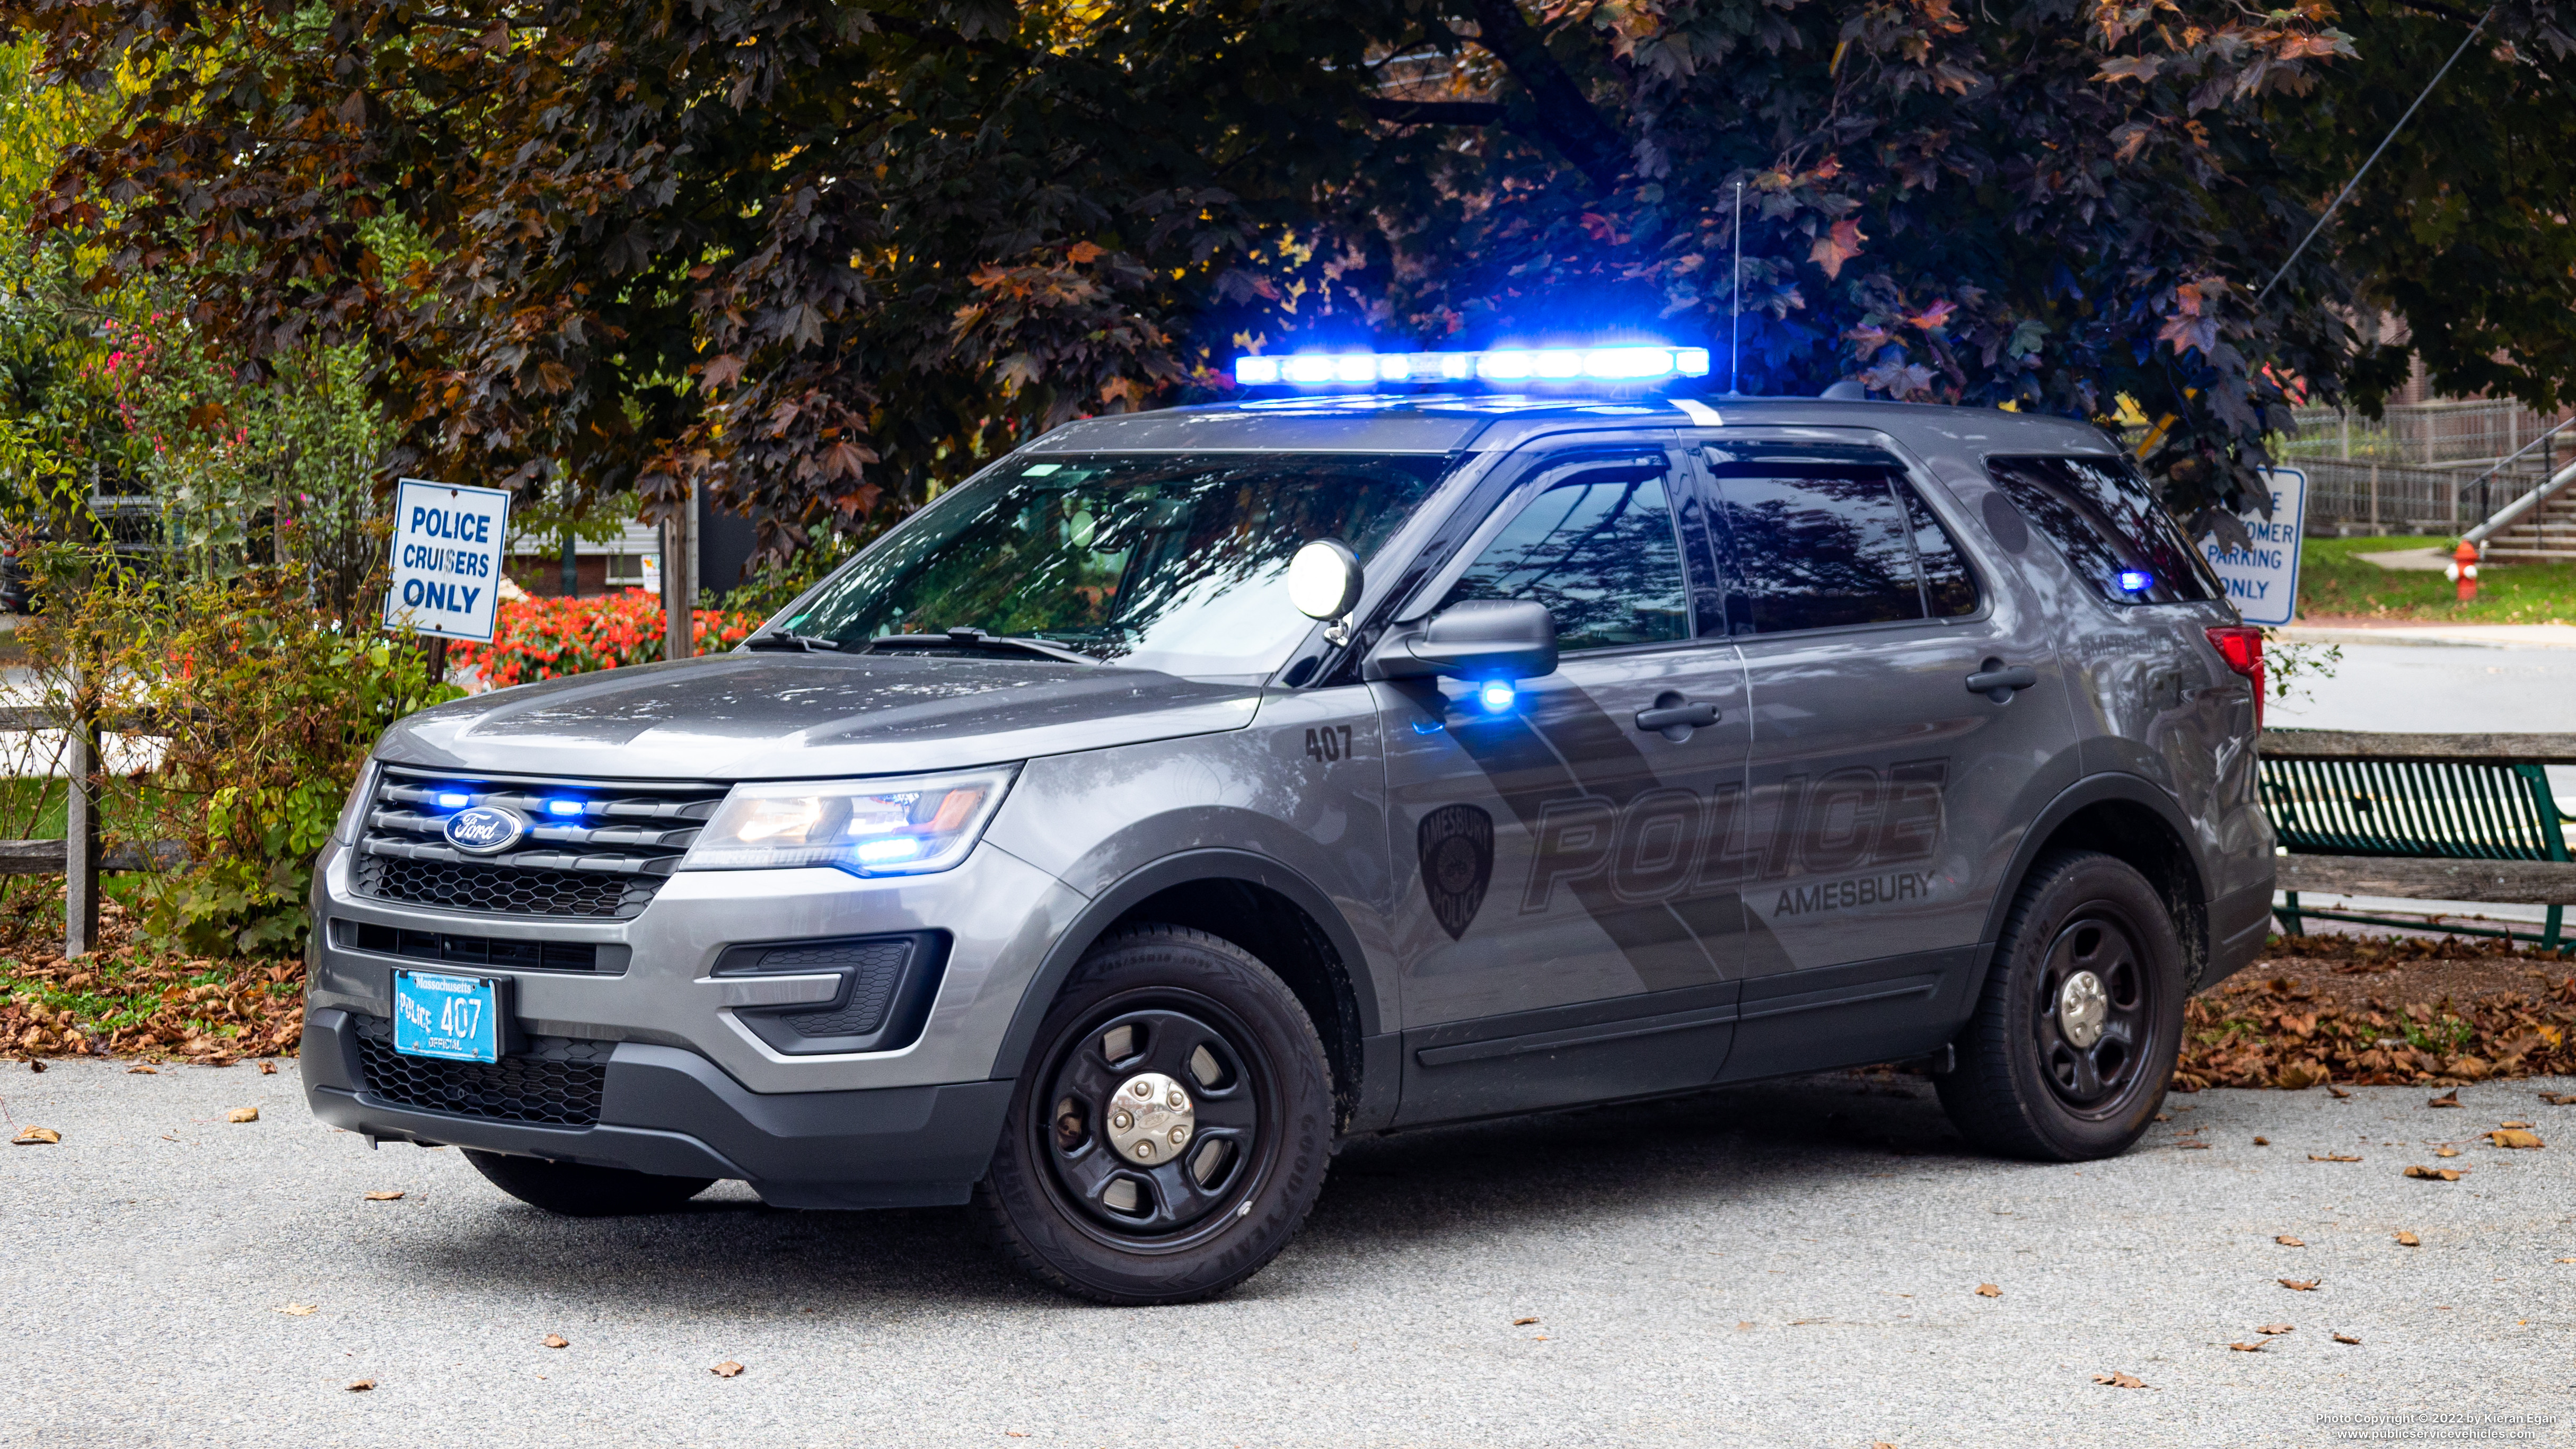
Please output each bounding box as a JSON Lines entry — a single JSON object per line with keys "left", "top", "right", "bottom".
{"left": 393, "top": 970, "right": 501, "bottom": 1063}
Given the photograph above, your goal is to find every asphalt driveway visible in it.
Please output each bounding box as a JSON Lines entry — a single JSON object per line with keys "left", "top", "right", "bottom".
{"left": 2, "top": 1059, "right": 2569, "bottom": 1448}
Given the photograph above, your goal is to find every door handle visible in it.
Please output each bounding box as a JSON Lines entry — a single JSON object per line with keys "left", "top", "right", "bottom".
{"left": 1634, "top": 698, "right": 1721, "bottom": 734}
{"left": 1966, "top": 660, "right": 2038, "bottom": 703}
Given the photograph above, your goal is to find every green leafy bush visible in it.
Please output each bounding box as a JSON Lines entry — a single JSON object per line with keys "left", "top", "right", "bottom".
{"left": 23, "top": 555, "right": 458, "bottom": 955}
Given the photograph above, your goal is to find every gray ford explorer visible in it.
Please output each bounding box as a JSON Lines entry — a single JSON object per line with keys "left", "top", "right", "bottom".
{"left": 304, "top": 380, "right": 2276, "bottom": 1304}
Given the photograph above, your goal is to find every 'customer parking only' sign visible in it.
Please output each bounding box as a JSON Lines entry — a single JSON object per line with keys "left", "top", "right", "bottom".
{"left": 384, "top": 478, "right": 511, "bottom": 643}
{"left": 2199, "top": 466, "right": 2305, "bottom": 628}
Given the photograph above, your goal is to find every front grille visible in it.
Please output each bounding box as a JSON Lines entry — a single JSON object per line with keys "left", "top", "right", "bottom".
{"left": 352, "top": 766, "right": 727, "bottom": 919}
{"left": 349, "top": 1014, "right": 609, "bottom": 1127}
{"left": 331, "top": 918, "right": 605, "bottom": 972}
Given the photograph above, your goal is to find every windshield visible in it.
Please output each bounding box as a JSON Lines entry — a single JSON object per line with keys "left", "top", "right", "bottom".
{"left": 775, "top": 451, "right": 1453, "bottom": 677}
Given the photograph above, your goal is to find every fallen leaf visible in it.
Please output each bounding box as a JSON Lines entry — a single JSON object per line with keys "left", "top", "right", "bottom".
{"left": 2396, "top": 1232, "right": 2421, "bottom": 1246}
{"left": 1736, "top": 1321, "right": 1754, "bottom": 1330}
{"left": 2540, "top": 1093, "right": 2576, "bottom": 1106}
{"left": 126, "top": 1065, "right": 156, "bottom": 1075}
{"left": 2255, "top": 1323, "right": 2294, "bottom": 1334}
{"left": 1512, "top": 1316, "right": 1540, "bottom": 1325}
{"left": 2227, "top": 1340, "right": 2267, "bottom": 1351}
{"left": 2487, "top": 1129, "right": 2544, "bottom": 1149}
{"left": 2429, "top": 1091, "right": 2463, "bottom": 1109}
{"left": 2279, "top": 1279, "right": 2319, "bottom": 1292}
{"left": 2436, "top": 1147, "right": 2461, "bottom": 1158}
{"left": 2276, "top": 1235, "right": 2306, "bottom": 1248}
{"left": 2153, "top": 1112, "right": 2171, "bottom": 1122}
{"left": 2500, "top": 1120, "right": 2533, "bottom": 1129}
{"left": 2178, "top": 1141, "right": 2211, "bottom": 1150}
{"left": 258, "top": 1061, "right": 277, "bottom": 1075}
{"left": 1975, "top": 1284, "right": 2002, "bottom": 1297}
{"left": 27, "top": 1059, "right": 42, "bottom": 1073}
{"left": 711, "top": 1361, "right": 744, "bottom": 1378}
{"left": 2093, "top": 1371, "right": 2147, "bottom": 1389}
{"left": 362, "top": 1191, "right": 405, "bottom": 1202}
{"left": 348, "top": 1380, "right": 374, "bottom": 1392}
{"left": 2310, "top": 1153, "right": 2362, "bottom": 1162}
{"left": 2328, "top": 1086, "right": 2353, "bottom": 1099}
{"left": 225, "top": 1107, "right": 258, "bottom": 1123}
{"left": 277, "top": 1303, "right": 318, "bottom": 1316}
{"left": 2404, "top": 1165, "right": 2464, "bottom": 1181}
{"left": 2253, "top": 1136, "right": 2270, "bottom": 1146}
{"left": 12, "top": 1126, "right": 59, "bottom": 1145}
{"left": 2332, "top": 1332, "right": 2361, "bottom": 1345}
{"left": 542, "top": 1334, "right": 568, "bottom": 1349}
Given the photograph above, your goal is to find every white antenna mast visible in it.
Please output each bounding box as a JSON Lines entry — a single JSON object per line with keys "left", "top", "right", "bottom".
{"left": 1728, "top": 180, "right": 1745, "bottom": 397}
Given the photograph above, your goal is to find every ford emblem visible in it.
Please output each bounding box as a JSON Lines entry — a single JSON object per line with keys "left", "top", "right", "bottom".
{"left": 444, "top": 804, "right": 529, "bottom": 856}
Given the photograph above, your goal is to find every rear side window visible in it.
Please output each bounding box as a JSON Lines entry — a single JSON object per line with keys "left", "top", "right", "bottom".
{"left": 1984, "top": 454, "right": 2219, "bottom": 604}
{"left": 1444, "top": 464, "right": 1693, "bottom": 651}
{"left": 1705, "top": 467, "right": 1979, "bottom": 634}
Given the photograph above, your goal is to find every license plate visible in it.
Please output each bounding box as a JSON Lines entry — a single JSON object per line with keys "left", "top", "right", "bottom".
{"left": 393, "top": 970, "right": 501, "bottom": 1063}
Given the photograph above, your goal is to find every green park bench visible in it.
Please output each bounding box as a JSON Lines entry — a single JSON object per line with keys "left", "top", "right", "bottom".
{"left": 2257, "top": 730, "right": 2576, "bottom": 950}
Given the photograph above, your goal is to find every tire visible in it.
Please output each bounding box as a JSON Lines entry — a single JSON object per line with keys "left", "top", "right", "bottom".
{"left": 462, "top": 1150, "right": 715, "bottom": 1216}
{"left": 1937, "top": 850, "right": 2186, "bottom": 1161}
{"left": 974, "top": 924, "right": 1334, "bottom": 1305}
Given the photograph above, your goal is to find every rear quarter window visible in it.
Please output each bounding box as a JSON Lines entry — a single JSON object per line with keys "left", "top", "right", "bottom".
{"left": 1983, "top": 454, "right": 2220, "bottom": 605}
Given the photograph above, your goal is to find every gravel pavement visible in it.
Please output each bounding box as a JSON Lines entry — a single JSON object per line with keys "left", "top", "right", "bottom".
{"left": 3, "top": 1060, "right": 2572, "bottom": 1447}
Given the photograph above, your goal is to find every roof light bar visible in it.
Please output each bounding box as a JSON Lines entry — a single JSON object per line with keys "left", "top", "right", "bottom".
{"left": 1236, "top": 346, "right": 1710, "bottom": 389}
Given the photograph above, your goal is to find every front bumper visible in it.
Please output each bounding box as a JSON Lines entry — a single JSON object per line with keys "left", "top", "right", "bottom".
{"left": 303, "top": 1007, "right": 1014, "bottom": 1207}
{"left": 307, "top": 836, "right": 1088, "bottom": 1095}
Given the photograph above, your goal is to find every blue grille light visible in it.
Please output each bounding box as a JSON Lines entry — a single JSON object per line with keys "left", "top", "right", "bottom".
{"left": 2117, "top": 569, "right": 2154, "bottom": 593}
{"left": 434, "top": 790, "right": 471, "bottom": 810}
{"left": 545, "top": 798, "right": 585, "bottom": 818}
{"left": 1478, "top": 680, "right": 1518, "bottom": 713}
{"left": 1236, "top": 346, "right": 1710, "bottom": 389}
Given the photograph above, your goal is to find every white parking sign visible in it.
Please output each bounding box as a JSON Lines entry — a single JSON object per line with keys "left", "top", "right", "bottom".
{"left": 2199, "top": 467, "right": 2306, "bottom": 628}
{"left": 385, "top": 478, "right": 511, "bottom": 643}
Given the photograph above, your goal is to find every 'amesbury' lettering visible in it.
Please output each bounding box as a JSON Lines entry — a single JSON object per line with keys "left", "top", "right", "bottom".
{"left": 1774, "top": 871, "right": 1935, "bottom": 917}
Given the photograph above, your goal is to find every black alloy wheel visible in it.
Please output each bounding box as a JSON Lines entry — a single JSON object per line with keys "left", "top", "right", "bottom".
{"left": 1039, "top": 1003, "right": 1270, "bottom": 1241}
{"left": 975, "top": 925, "right": 1333, "bottom": 1305}
{"left": 1938, "top": 850, "right": 2185, "bottom": 1162}
{"left": 2032, "top": 911, "right": 2155, "bottom": 1112}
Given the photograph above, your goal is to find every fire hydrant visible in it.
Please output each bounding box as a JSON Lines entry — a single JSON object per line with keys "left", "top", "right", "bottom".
{"left": 2446, "top": 539, "right": 2481, "bottom": 602}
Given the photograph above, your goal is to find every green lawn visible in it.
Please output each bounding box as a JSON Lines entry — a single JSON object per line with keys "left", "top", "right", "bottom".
{"left": 2296, "top": 534, "right": 2576, "bottom": 624}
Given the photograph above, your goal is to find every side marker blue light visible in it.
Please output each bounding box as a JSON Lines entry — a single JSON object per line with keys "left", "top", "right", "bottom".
{"left": 1478, "top": 681, "right": 1518, "bottom": 713}
{"left": 856, "top": 838, "right": 924, "bottom": 864}
{"left": 2117, "top": 569, "right": 2154, "bottom": 593}
{"left": 545, "top": 799, "right": 585, "bottom": 817}
{"left": 434, "top": 791, "right": 471, "bottom": 810}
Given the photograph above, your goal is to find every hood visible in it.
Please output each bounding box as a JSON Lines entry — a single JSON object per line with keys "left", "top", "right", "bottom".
{"left": 376, "top": 652, "right": 1263, "bottom": 781}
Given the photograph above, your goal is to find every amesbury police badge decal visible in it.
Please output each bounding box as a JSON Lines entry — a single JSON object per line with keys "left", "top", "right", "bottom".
{"left": 1417, "top": 804, "right": 1494, "bottom": 941}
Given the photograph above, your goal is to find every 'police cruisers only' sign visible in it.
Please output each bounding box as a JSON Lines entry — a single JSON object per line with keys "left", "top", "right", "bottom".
{"left": 2198, "top": 466, "right": 2306, "bottom": 628}
{"left": 384, "top": 478, "right": 511, "bottom": 643}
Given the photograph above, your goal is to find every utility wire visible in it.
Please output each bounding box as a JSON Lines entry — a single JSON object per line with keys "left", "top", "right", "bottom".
{"left": 2256, "top": 6, "right": 2495, "bottom": 302}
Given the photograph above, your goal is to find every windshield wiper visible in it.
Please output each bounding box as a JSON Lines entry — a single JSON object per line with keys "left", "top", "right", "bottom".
{"left": 743, "top": 630, "right": 846, "bottom": 653}
{"left": 861, "top": 627, "right": 1101, "bottom": 666}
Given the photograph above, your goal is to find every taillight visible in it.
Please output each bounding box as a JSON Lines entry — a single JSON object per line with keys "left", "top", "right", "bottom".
{"left": 2205, "top": 625, "right": 2264, "bottom": 729}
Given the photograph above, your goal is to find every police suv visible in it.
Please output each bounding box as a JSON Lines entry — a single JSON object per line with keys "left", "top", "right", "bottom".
{"left": 305, "top": 345, "right": 2275, "bottom": 1304}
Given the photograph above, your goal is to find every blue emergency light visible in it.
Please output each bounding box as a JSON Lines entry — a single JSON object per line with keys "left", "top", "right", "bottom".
{"left": 1236, "top": 346, "right": 1711, "bottom": 389}
{"left": 2116, "top": 569, "right": 2155, "bottom": 593}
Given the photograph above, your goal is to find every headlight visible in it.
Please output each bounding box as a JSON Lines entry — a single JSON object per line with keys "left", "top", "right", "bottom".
{"left": 681, "top": 767, "right": 1016, "bottom": 876}
{"left": 332, "top": 759, "right": 381, "bottom": 846}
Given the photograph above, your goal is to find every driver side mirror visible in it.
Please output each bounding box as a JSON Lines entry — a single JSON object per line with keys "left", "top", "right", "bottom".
{"left": 1364, "top": 600, "right": 1559, "bottom": 684}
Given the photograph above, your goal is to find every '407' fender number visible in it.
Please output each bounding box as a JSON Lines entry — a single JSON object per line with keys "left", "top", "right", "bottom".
{"left": 1304, "top": 726, "right": 1355, "bottom": 762}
